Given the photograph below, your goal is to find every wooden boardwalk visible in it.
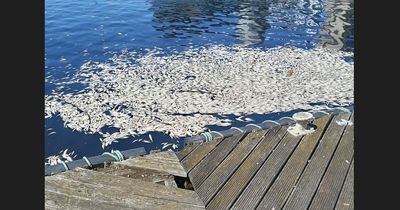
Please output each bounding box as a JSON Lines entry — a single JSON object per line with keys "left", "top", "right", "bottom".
{"left": 177, "top": 110, "right": 354, "bottom": 210}
{"left": 45, "top": 151, "right": 206, "bottom": 209}
{"left": 45, "top": 109, "right": 353, "bottom": 210}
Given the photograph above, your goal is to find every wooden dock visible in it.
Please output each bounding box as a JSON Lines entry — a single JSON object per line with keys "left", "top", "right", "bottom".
{"left": 45, "top": 109, "right": 354, "bottom": 210}
{"left": 177, "top": 110, "right": 354, "bottom": 210}
{"left": 45, "top": 151, "right": 206, "bottom": 209}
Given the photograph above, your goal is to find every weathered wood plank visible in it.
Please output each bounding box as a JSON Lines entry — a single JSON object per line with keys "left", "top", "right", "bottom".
{"left": 45, "top": 190, "right": 135, "bottom": 210}
{"left": 181, "top": 137, "right": 224, "bottom": 173}
{"left": 231, "top": 124, "right": 305, "bottom": 209}
{"left": 45, "top": 188, "right": 204, "bottom": 210}
{"left": 45, "top": 168, "right": 205, "bottom": 209}
{"left": 96, "top": 163, "right": 177, "bottom": 187}
{"left": 309, "top": 113, "right": 354, "bottom": 210}
{"left": 196, "top": 128, "right": 272, "bottom": 204}
{"left": 335, "top": 159, "right": 354, "bottom": 210}
{"left": 256, "top": 115, "right": 332, "bottom": 210}
{"left": 206, "top": 126, "right": 287, "bottom": 210}
{"left": 176, "top": 144, "right": 199, "bottom": 161}
{"left": 283, "top": 112, "right": 352, "bottom": 210}
{"left": 189, "top": 133, "right": 246, "bottom": 189}
{"left": 117, "top": 151, "right": 187, "bottom": 177}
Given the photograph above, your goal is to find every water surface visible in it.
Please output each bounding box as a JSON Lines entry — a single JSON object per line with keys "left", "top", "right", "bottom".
{"left": 45, "top": 0, "right": 354, "bottom": 160}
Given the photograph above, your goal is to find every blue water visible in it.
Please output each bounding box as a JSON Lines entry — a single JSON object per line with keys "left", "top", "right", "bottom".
{"left": 45, "top": 0, "right": 354, "bottom": 160}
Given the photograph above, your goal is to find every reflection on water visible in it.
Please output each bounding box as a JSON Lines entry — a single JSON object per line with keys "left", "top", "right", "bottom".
{"left": 149, "top": 0, "right": 239, "bottom": 39}
{"left": 149, "top": 0, "right": 272, "bottom": 45}
{"left": 235, "top": 1, "right": 271, "bottom": 45}
{"left": 149, "top": 0, "right": 354, "bottom": 48}
{"left": 317, "top": 0, "right": 354, "bottom": 50}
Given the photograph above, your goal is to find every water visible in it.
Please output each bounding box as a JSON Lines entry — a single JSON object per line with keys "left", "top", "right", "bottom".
{"left": 45, "top": 0, "right": 354, "bottom": 160}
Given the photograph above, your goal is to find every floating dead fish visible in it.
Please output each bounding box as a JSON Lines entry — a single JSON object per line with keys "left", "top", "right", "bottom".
{"left": 45, "top": 46, "right": 353, "bottom": 148}
{"left": 162, "top": 143, "right": 172, "bottom": 149}
{"left": 48, "top": 131, "right": 56, "bottom": 136}
{"left": 132, "top": 138, "right": 142, "bottom": 143}
{"left": 215, "top": 121, "right": 232, "bottom": 126}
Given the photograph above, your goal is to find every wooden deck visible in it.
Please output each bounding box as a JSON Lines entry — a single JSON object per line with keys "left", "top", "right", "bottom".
{"left": 45, "top": 109, "right": 353, "bottom": 210}
{"left": 177, "top": 110, "right": 354, "bottom": 210}
{"left": 45, "top": 151, "right": 206, "bottom": 210}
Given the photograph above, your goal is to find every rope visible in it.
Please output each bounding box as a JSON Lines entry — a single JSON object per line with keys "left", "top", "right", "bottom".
{"left": 262, "top": 120, "right": 280, "bottom": 126}
{"left": 102, "top": 152, "right": 120, "bottom": 161}
{"left": 83, "top": 156, "right": 93, "bottom": 168}
{"left": 279, "top": 117, "right": 296, "bottom": 123}
{"left": 60, "top": 161, "right": 69, "bottom": 171}
{"left": 230, "top": 127, "right": 244, "bottom": 133}
{"left": 246, "top": 123, "right": 263, "bottom": 129}
{"left": 202, "top": 132, "right": 213, "bottom": 142}
{"left": 315, "top": 110, "right": 330, "bottom": 115}
{"left": 113, "top": 150, "right": 125, "bottom": 161}
{"left": 210, "top": 131, "right": 224, "bottom": 139}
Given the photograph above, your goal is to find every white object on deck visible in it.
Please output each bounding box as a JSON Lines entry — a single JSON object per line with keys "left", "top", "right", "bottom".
{"left": 287, "top": 112, "right": 315, "bottom": 136}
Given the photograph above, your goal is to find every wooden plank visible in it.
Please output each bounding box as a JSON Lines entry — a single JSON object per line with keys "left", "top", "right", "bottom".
{"left": 206, "top": 125, "right": 287, "bottom": 210}
{"left": 117, "top": 150, "right": 187, "bottom": 177}
{"left": 189, "top": 133, "right": 246, "bottom": 189}
{"left": 231, "top": 123, "right": 305, "bottom": 209}
{"left": 96, "top": 163, "right": 177, "bottom": 187}
{"left": 45, "top": 189, "right": 203, "bottom": 210}
{"left": 283, "top": 112, "right": 352, "bottom": 210}
{"left": 176, "top": 144, "right": 199, "bottom": 160}
{"left": 46, "top": 189, "right": 136, "bottom": 210}
{"left": 309, "top": 113, "right": 354, "bottom": 210}
{"left": 256, "top": 115, "right": 332, "bottom": 210}
{"left": 335, "top": 159, "right": 354, "bottom": 210}
{"left": 181, "top": 137, "right": 224, "bottom": 173}
{"left": 45, "top": 168, "right": 205, "bottom": 210}
{"left": 196, "top": 128, "right": 272, "bottom": 204}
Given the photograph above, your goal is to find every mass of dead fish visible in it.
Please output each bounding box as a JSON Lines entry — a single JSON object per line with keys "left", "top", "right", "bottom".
{"left": 45, "top": 149, "right": 77, "bottom": 166}
{"left": 45, "top": 45, "right": 354, "bottom": 148}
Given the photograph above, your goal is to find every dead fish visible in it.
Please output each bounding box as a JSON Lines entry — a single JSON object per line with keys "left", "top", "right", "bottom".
{"left": 216, "top": 121, "right": 232, "bottom": 126}
{"left": 162, "top": 143, "right": 172, "bottom": 149}
{"left": 48, "top": 131, "right": 56, "bottom": 136}
{"left": 132, "top": 138, "right": 142, "bottom": 143}
{"left": 62, "top": 149, "right": 73, "bottom": 162}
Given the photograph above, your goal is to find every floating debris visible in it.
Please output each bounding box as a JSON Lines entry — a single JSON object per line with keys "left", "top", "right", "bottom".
{"left": 45, "top": 45, "right": 353, "bottom": 147}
